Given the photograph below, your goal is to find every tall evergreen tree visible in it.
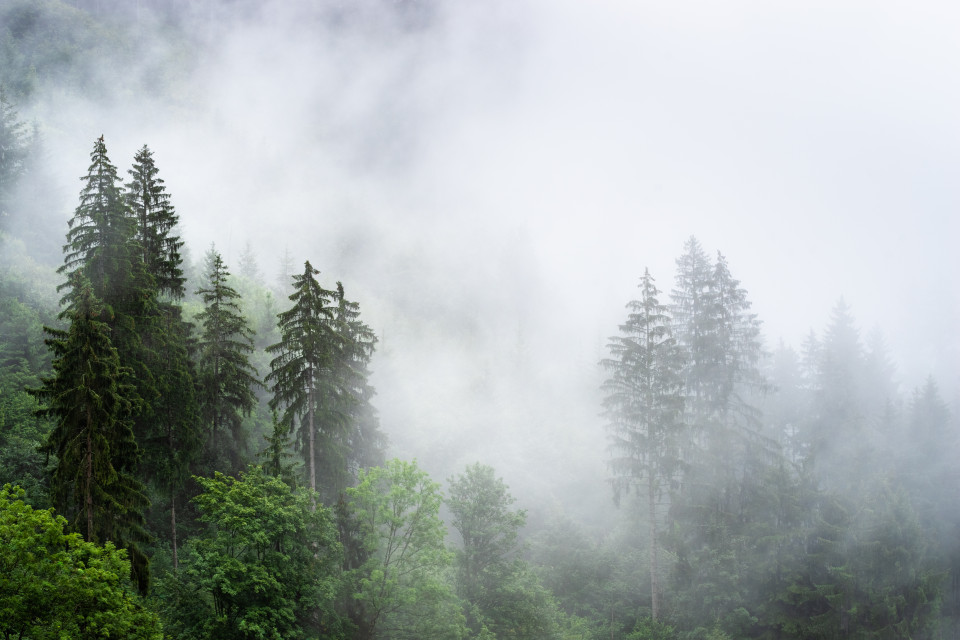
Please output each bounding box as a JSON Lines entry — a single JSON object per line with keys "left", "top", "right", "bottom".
{"left": 31, "top": 274, "right": 151, "bottom": 592}
{"left": 125, "top": 144, "right": 185, "bottom": 300}
{"left": 125, "top": 144, "right": 200, "bottom": 567}
{"left": 666, "top": 242, "right": 773, "bottom": 634}
{"left": 670, "top": 236, "right": 714, "bottom": 419}
{"left": 319, "top": 281, "right": 384, "bottom": 498}
{"left": 58, "top": 136, "right": 139, "bottom": 311}
{"left": 195, "top": 249, "right": 260, "bottom": 474}
{"left": 267, "top": 260, "right": 339, "bottom": 504}
{"left": 601, "top": 268, "right": 685, "bottom": 620}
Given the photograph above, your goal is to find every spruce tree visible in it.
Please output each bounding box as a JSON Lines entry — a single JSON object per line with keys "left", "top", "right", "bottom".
{"left": 125, "top": 144, "right": 185, "bottom": 300}
{"left": 267, "top": 260, "right": 340, "bottom": 504}
{"left": 59, "top": 136, "right": 140, "bottom": 311}
{"left": 666, "top": 242, "right": 773, "bottom": 633}
{"left": 125, "top": 144, "right": 200, "bottom": 567}
{"left": 319, "top": 281, "right": 384, "bottom": 498}
{"left": 195, "top": 249, "right": 260, "bottom": 473}
{"left": 31, "top": 274, "right": 151, "bottom": 592}
{"left": 602, "top": 268, "right": 685, "bottom": 620}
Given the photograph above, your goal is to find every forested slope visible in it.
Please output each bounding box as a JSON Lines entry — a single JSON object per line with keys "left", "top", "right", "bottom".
{"left": 1, "top": 2, "right": 958, "bottom": 639}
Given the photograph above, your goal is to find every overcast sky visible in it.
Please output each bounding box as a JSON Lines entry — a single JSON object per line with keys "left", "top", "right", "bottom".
{"left": 40, "top": 0, "right": 960, "bottom": 505}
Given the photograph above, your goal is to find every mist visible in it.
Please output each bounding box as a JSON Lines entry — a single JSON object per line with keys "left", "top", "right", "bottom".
{"left": 10, "top": 0, "right": 960, "bottom": 521}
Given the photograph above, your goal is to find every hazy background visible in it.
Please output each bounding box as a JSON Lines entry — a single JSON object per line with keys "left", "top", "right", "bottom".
{"left": 23, "top": 0, "right": 960, "bottom": 519}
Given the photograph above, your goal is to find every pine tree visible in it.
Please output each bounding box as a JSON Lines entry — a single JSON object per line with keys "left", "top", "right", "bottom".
{"left": 267, "top": 260, "right": 339, "bottom": 505}
{"left": 601, "top": 268, "right": 685, "bottom": 620}
{"left": 31, "top": 274, "right": 151, "bottom": 592}
{"left": 195, "top": 249, "right": 260, "bottom": 473}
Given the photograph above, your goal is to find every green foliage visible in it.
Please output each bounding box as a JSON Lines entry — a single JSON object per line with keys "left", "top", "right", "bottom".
{"left": 167, "top": 466, "right": 341, "bottom": 640}
{"left": 344, "top": 459, "right": 465, "bottom": 640}
{"left": 627, "top": 617, "right": 677, "bottom": 640}
{"left": 448, "top": 463, "right": 558, "bottom": 639}
{"left": 31, "top": 273, "right": 151, "bottom": 591}
{"left": 268, "top": 260, "right": 340, "bottom": 499}
{"left": 0, "top": 484, "right": 162, "bottom": 639}
{"left": 126, "top": 144, "right": 185, "bottom": 300}
{"left": 195, "top": 249, "right": 261, "bottom": 474}
{"left": 0, "top": 87, "right": 29, "bottom": 219}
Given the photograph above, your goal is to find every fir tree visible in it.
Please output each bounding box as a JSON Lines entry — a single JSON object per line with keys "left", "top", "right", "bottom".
{"left": 267, "top": 260, "right": 340, "bottom": 505}
{"left": 195, "top": 249, "right": 260, "bottom": 473}
{"left": 319, "top": 281, "right": 384, "bottom": 499}
{"left": 58, "top": 136, "right": 139, "bottom": 312}
{"left": 31, "top": 274, "right": 151, "bottom": 592}
{"left": 125, "top": 144, "right": 185, "bottom": 300}
{"left": 601, "top": 268, "right": 685, "bottom": 620}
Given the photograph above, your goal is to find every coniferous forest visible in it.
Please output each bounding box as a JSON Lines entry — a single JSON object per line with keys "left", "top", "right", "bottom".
{"left": 1, "top": 1, "right": 958, "bottom": 639}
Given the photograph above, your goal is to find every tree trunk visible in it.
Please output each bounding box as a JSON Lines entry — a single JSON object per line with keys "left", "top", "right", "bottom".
{"left": 649, "top": 473, "right": 660, "bottom": 620}
{"left": 308, "top": 370, "right": 316, "bottom": 511}
{"left": 171, "top": 491, "right": 179, "bottom": 571}
{"left": 86, "top": 431, "right": 94, "bottom": 542}
{"left": 86, "top": 406, "right": 94, "bottom": 542}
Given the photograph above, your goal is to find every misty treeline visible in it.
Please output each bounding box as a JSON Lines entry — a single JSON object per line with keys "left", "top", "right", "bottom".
{"left": 600, "top": 239, "right": 958, "bottom": 639}
{"left": 2, "top": 4, "right": 960, "bottom": 640}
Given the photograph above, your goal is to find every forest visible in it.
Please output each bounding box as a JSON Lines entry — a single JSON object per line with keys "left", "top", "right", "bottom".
{"left": 1, "top": 1, "right": 959, "bottom": 639}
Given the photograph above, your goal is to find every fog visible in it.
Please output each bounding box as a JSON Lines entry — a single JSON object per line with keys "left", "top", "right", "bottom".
{"left": 20, "top": 0, "right": 960, "bottom": 518}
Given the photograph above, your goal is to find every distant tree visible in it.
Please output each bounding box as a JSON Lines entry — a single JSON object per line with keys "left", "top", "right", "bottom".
{"left": 447, "top": 463, "right": 557, "bottom": 638}
{"left": 195, "top": 249, "right": 260, "bottom": 473}
{"left": 276, "top": 246, "right": 296, "bottom": 294}
{"left": 669, "top": 236, "right": 714, "bottom": 416}
{"left": 601, "top": 268, "right": 685, "bottom": 620}
{"left": 31, "top": 274, "right": 151, "bottom": 592}
{"left": 0, "top": 87, "right": 29, "bottom": 222}
{"left": 0, "top": 485, "right": 163, "bottom": 639}
{"left": 344, "top": 459, "right": 465, "bottom": 640}
{"left": 267, "top": 260, "right": 339, "bottom": 503}
{"left": 238, "top": 240, "right": 263, "bottom": 283}
{"left": 666, "top": 242, "right": 773, "bottom": 634}
{"left": 804, "top": 298, "right": 868, "bottom": 490}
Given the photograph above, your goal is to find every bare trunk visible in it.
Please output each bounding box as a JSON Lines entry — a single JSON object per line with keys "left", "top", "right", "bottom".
{"left": 308, "top": 373, "right": 317, "bottom": 511}
{"left": 649, "top": 473, "right": 660, "bottom": 620}
{"left": 86, "top": 424, "right": 94, "bottom": 541}
{"left": 171, "top": 491, "right": 179, "bottom": 571}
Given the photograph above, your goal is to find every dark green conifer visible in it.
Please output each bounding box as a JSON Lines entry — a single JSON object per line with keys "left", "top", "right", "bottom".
{"left": 31, "top": 273, "right": 151, "bottom": 592}
{"left": 126, "top": 145, "right": 185, "bottom": 300}
{"left": 195, "top": 249, "right": 260, "bottom": 473}
{"left": 267, "top": 260, "right": 339, "bottom": 504}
